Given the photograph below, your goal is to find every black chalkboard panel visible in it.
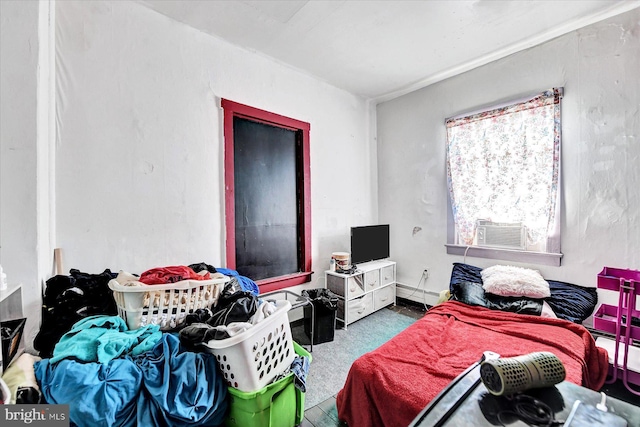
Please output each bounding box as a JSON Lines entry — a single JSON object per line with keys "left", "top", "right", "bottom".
{"left": 233, "top": 117, "right": 300, "bottom": 280}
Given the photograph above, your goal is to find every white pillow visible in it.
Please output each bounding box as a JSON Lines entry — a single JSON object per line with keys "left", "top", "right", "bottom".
{"left": 481, "top": 265, "right": 551, "bottom": 299}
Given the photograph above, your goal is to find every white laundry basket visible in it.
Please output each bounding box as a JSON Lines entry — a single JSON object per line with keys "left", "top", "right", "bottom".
{"left": 108, "top": 277, "right": 229, "bottom": 330}
{"left": 201, "top": 300, "right": 295, "bottom": 392}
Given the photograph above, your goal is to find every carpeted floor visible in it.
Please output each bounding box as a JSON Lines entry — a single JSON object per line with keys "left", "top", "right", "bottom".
{"left": 291, "top": 305, "right": 419, "bottom": 409}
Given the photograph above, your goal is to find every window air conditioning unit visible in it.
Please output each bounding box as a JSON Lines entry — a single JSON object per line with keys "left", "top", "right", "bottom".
{"left": 476, "top": 220, "right": 526, "bottom": 250}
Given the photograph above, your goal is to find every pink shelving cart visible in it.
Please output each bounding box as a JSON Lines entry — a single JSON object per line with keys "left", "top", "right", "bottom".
{"left": 593, "top": 267, "right": 640, "bottom": 396}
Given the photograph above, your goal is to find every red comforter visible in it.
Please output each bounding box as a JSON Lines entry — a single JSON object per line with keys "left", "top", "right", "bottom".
{"left": 335, "top": 301, "right": 608, "bottom": 427}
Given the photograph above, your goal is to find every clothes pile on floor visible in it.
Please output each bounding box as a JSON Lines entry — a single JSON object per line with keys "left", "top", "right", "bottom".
{"left": 36, "top": 329, "right": 228, "bottom": 427}
{"left": 15, "top": 263, "right": 285, "bottom": 427}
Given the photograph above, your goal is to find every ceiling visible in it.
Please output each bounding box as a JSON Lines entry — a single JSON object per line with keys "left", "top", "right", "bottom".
{"left": 137, "top": 0, "right": 640, "bottom": 102}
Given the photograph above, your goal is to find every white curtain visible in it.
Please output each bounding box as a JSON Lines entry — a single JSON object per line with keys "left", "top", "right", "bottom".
{"left": 446, "top": 88, "right": 562, "bottom": 247}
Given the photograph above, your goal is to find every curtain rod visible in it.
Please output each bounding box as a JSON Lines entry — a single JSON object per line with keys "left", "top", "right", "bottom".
{"left": 445, "top": 87, "right": 564, "bottom": 122}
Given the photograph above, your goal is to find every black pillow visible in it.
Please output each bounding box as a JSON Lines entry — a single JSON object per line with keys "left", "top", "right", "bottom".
{"left": 486, "top": 294, "right": 542, "bottom": 316}
{"left": 450, "top": 280, "right": 542, "bottom": 316}
{"left": 450, "top": 280, "right": 487, "bottom": 307}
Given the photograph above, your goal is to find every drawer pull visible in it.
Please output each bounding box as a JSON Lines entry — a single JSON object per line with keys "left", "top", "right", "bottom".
{"left": 380, "top": 296, "right": 388, "bottom": 302}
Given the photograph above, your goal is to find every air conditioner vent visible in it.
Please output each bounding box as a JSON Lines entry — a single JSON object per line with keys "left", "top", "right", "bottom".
{"left": 476, "top": 221, "right": 526, "bottom": 250}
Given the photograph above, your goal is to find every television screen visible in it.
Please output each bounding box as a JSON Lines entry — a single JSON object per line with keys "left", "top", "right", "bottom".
{"left": 350, "top": 225, "right": 390, "bottom": 265}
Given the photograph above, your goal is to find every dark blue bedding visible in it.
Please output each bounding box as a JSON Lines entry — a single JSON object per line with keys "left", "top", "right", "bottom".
{"left": 448, "top": 262, "right": 598, "bottom": 323}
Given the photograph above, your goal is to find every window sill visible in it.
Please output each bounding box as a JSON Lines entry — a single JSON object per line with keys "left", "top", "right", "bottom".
{"left": 445, "top": 244, "right": 562, "bottom": 267}
{"left": 256, "top": 271, "right": 313, "bottom": 293}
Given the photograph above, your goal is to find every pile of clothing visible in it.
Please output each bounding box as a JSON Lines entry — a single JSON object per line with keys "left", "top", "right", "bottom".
{"left": 179, "top": 279, "right": 270, "bottom": 344}
{"left": 28, "top": 263, "right": 261, "bottom": 427}
{"left": 35, "top": 317, "right": 227, "bottom": 427}
{"left": 24, "top": 262, "right": 310, "bottom": 427}
{"left": 178, "top": 280, "right": 311, "bottom": 394}
{"left": 34, "top": 269, "right": 118, "bottom": 358}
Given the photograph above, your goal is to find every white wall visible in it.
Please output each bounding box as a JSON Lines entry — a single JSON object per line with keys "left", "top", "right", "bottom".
{"left": 53, "top": 1, "right": 375, "bottom": 278}
{"left": 1, "top": 1, "right": 39, "bottom": 286}
{"left": 0, "top": 0, "right": 377, "bottom": 347}
{"left": 0, "top": 0, "right": 50, "bottom": 350}
{"left": 377, "top": 9, "right": 640, "bottom": 311}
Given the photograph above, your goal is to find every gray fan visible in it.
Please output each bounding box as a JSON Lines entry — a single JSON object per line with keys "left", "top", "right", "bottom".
{"left": 480, "top": 351, "right": 566, "bottom": 396}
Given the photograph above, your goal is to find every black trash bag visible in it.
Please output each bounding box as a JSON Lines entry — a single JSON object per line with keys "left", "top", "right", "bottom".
{"left": 302, "top": 288, "right": 339, "bottom": 344}
{"left": 302, "top": 288, "right": 339, "bottom": 310}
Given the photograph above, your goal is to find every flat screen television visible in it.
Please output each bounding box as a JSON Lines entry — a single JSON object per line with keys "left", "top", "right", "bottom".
{"left": 350, "top": 224, "right": 390, "bottom": 265}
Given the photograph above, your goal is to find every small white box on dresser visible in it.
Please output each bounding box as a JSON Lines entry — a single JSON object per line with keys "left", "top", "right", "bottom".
{"left": 326, "top": 260, "right": 396, "bottom": 329}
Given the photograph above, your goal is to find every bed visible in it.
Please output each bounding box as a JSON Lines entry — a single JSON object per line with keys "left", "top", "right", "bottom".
{"left": 335, "top": 263, "right": 609, "bottom": 427}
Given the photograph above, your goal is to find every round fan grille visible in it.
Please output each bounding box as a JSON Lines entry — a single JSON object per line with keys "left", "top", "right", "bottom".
{"left": 480, "top": 351, "right": 566, "bottom": 396}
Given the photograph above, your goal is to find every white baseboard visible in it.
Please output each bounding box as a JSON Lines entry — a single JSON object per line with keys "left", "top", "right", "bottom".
{"left": 395, "top": 282, "right": 440, "bottom": 306}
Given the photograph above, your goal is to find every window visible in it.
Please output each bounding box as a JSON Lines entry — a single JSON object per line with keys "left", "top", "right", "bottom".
{"left": 445, "top": 88, "right": 563, "bottom": 266}
{"left": 222, "top": 99, "right": 312, "bottom": 292}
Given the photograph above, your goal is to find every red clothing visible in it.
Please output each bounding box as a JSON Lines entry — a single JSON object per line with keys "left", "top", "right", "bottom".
{"left": 139, "top": 266, "right": 210, "bottom": 285}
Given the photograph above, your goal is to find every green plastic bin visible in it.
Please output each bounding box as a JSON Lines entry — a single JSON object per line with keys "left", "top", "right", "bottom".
{"left": 225, "top": 342, "right": 311, "bottom": 427}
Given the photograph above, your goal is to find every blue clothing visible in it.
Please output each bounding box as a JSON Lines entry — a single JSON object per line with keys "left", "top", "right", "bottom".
{"left": 50, "top": 315, "right": 162, "bottom": 364}
{"left": 291, "top": 355, "right": 310, "bottom": 392}
{"left": 134, "top": 334, "right": 228, "bottom": 427}
{"left": 216, "top": 267, "right": 260, "bottom": 295}
{"left": 35, "top": 358, "right": 142, "bottom": 427}
{"left": 35, "top": 333, "right": 228, "bottom": 427}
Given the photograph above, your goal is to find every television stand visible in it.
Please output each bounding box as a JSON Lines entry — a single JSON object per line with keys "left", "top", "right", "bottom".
{"left": 326, "top": 259, "right": 396, "bottom": 329}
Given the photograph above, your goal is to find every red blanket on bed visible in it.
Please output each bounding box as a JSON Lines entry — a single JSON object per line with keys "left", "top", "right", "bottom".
{"left": 335, "top": 301, "right": 608, "bottom": 427}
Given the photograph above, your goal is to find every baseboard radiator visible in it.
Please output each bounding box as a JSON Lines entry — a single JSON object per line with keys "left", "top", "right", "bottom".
{"left": 395, "top": 283, "right": 440, "bottom": 306}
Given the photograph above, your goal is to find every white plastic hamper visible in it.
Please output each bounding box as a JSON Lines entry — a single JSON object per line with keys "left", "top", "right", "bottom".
{"left": 108, "top": 277, "right": 229, "bottom": 330}
{"left": 202, "top": 300, "right": 295, "bottom": 392}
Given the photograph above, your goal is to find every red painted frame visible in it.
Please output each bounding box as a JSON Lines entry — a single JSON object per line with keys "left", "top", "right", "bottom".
{"left": 221, "top": 99, "right": 312, "bottom": 293}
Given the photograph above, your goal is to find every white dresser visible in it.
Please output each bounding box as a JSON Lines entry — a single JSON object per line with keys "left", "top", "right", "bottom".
{"left": 325, "top": 260, "right": 396, "bottom": 329}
